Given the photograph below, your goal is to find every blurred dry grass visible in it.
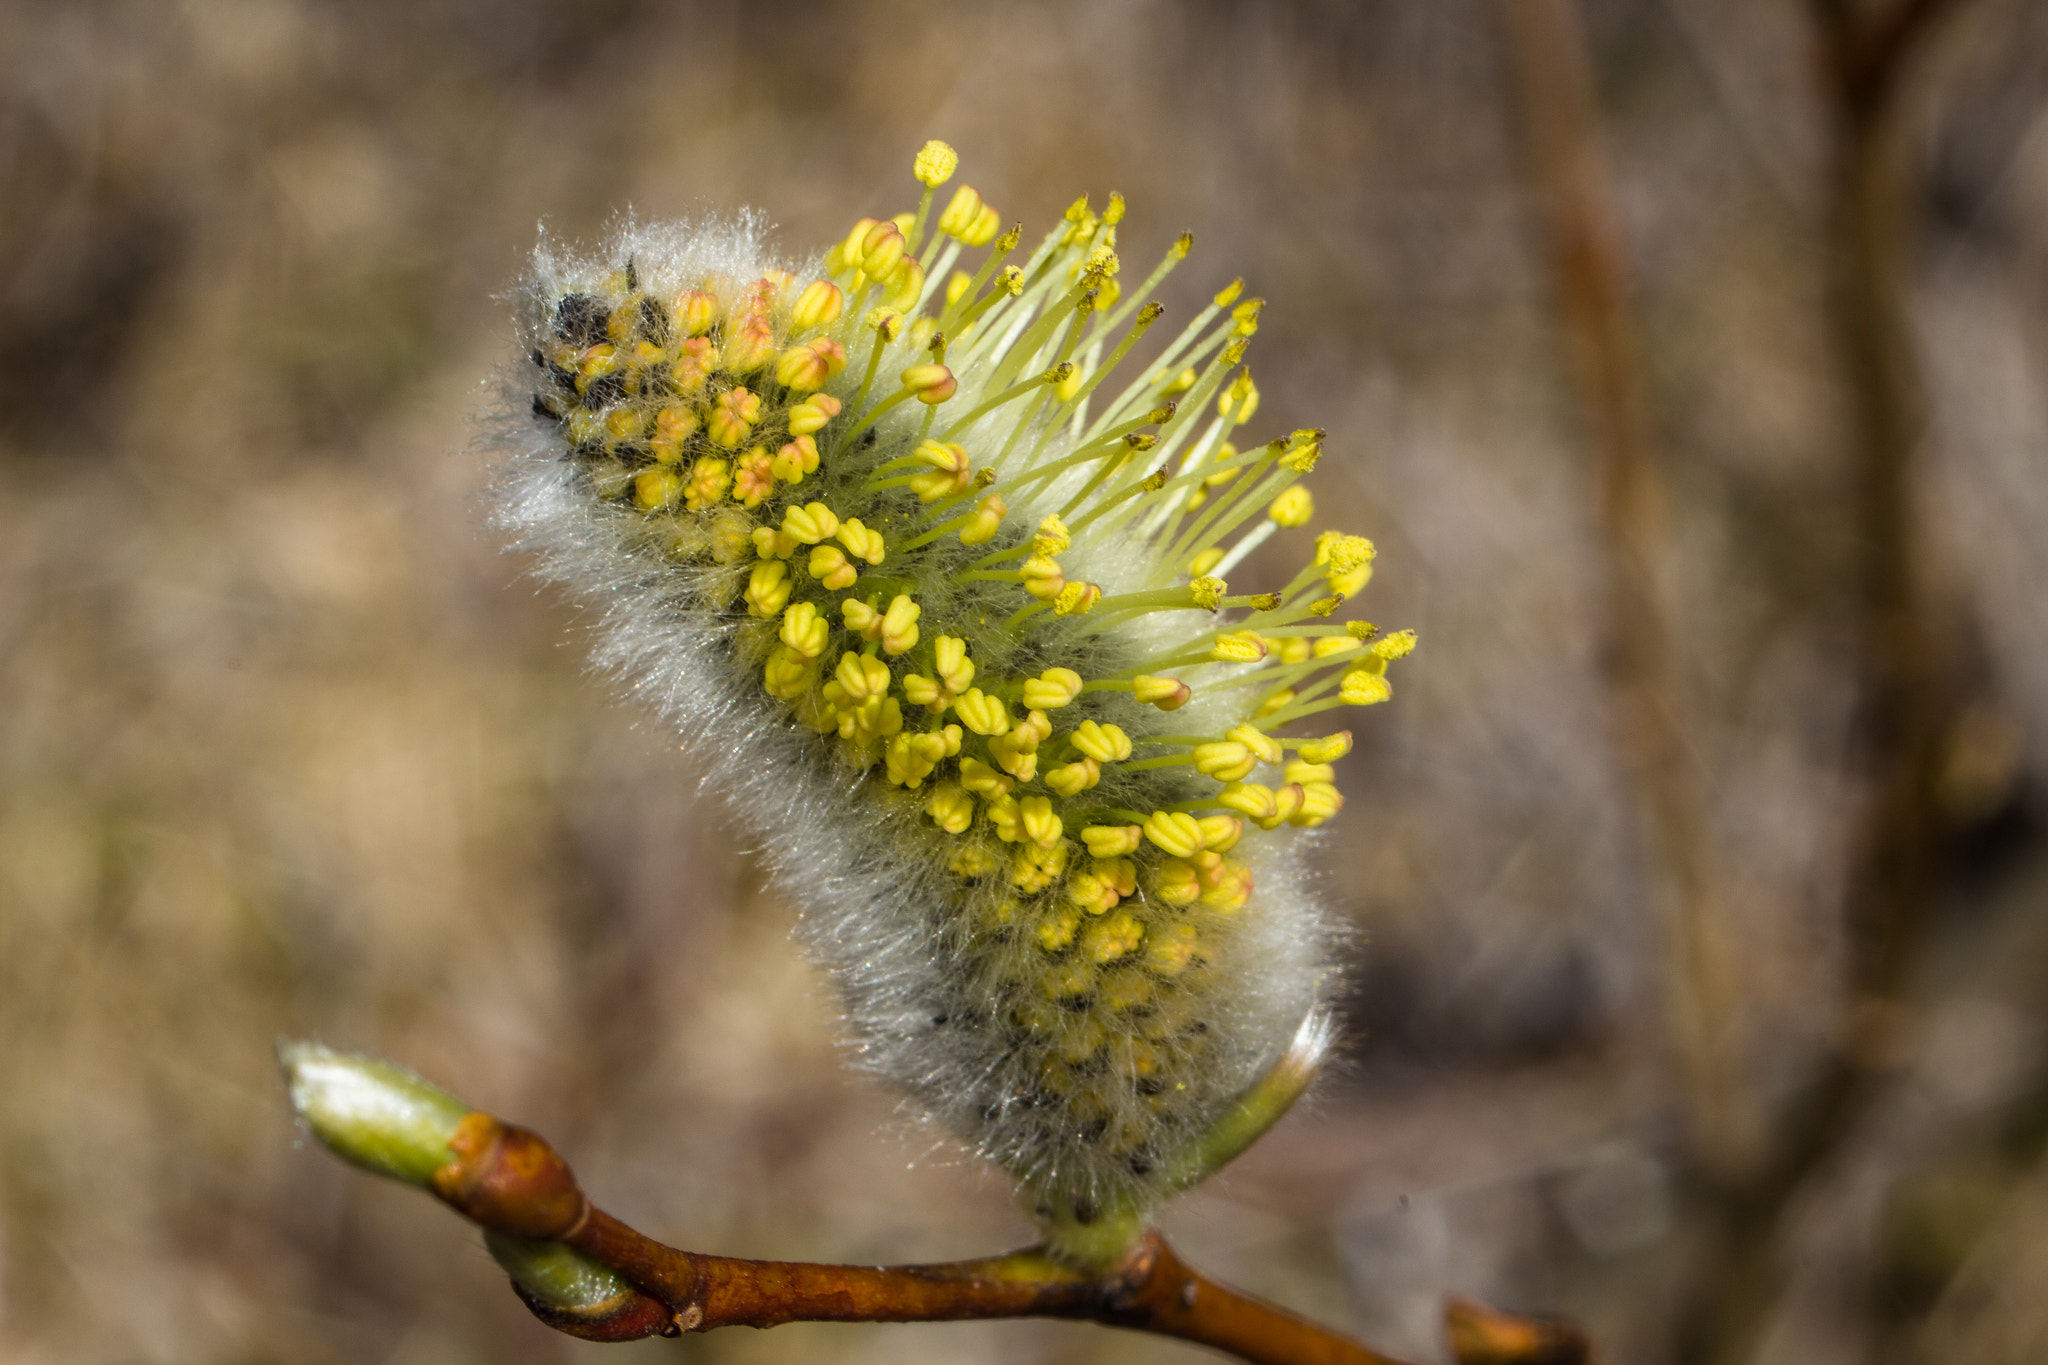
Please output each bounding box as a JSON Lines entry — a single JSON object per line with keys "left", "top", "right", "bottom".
{"left": 3, "top": 2, "right": 2048, "bottom": 1362}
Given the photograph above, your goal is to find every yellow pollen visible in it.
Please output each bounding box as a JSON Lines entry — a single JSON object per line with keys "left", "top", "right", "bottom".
{"left": 914, "top": 139, "right": 959, "bottom": 187}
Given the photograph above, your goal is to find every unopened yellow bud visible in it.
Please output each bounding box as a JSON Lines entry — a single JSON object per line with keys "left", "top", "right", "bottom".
{"left": 1144, "top": 811, "right": 1206, "bottom": 859}
{"left": 836, "top": 518, "right": 886, "bottom": 565}
{"left": 1132, "top": 675, "right": 1192, "bottom": 710}
{"left": 772, "top": 435, "right": 820, "bottom": 484}
{"left": 790, "top": 279, "right": 844, "bottom": 331}
{"left": 1082, "top": 825, "right": 1143, "bottom": 859}
{"left": 833, "top": 650, "right": 890, "bottom": 703}
{"left": 1284, "top": 761, "right": 1336, "bottom": 785}
{"left": 955, "top": 688, "right": 1010, "bottom": 737}
{"left": 1313, "top": 635, "right": 1361, "bottom": 658}
{"left": 1292, "top": 781, "right": 1344, "bottom": 826}
{"left": 1268, "top": 485, "right": 1314, "bottom": 527}
{"left": 1197, "top": 815, "right": 1245, "bottom": 853}
{"left": 1019, "top": 795, "right": 1062, "bottom": 850}
{"left": 724, "top": 317, "right": 776, "bottom": 374}
{"left": 861, "top": 220, "right": 907, "bottom": 278}
{"left": 933, "top": 635, "right": 974, "bottom": 692}
{"left": 925, "top": 782, "right": 973, "bottom": 834}
{"left": 683, "top": 457, "right": 731, "bottom": 510}
{"left": 633, "top": 465, "right": 682, "bottom": 511}
{"left": 786, "top": 393, "right": 842, "bottom": 436}
{"left": 1044, "top": 758, "right": 1100, "bottom": 798}
{"left": 900, "top": 362, "right": 957, "bottom": 404}
{"left": 783, "top": 501, "right": 840, "bottom": 545}
{"left": 958, "top": 756, "right": 1014, "bottom": 798}
{"left": 809, "top": 545, "right": 858, "bottom": 591}
{"left": 1020, "top": 555, "right": 1065, "bottom": 600}
{"left": 880, "top": 594, "right": 921, "bottom": 656}
{"left": 674, "top": 288, "right": 721, "bottom": 336}
{"left": 1194, "top": 741, "right": 1257, "bottom": 783}
{"left": 1218, "top": 781, "right": 1277, "bottom": 822}
{"left": 1226, "top": 723, "right": 1283, "bottom": 764}
{"left": 744, "top": 560, "right": 792, "bottom": 618}
{"left": 1068, "top": 720, "right": 1132, "bottom": 763}
{"left": 780, "top": 601, "right": 829, "bottom": 658}
{"left": 841, "top": 597, "right": 882, "bottom": 638}
{"left": 959, "top": 493, "right": 1006, "bottom": 545}
{"left": 709, "top": 386, "right": 763, "bottom": 448}
{"left": 1021, "top": 668, "right": 1083, "bottom": 710}
{"left": 886, "top": 257, "right": 927, "bottom": 312}
{"left": 762, "top": 644, "right": 816, "bottom": 700}
{"left": 914, "top": 139, "right": 959, "bottom": 187}
{"left": 774, "top": 337, "right": 847, "bottom": 393}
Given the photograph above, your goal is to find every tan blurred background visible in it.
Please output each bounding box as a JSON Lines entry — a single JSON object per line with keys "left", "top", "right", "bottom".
{"left": 4, "top": 1, "right": 2048, "bottom": 1362}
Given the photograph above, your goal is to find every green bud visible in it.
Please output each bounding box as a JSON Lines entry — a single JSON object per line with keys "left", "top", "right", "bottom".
{"left": 278, "top": 1039, "right": 470, "bottom": 1187}
{"left": 484, "top": 1231, "right": 641, "bottom": 1313}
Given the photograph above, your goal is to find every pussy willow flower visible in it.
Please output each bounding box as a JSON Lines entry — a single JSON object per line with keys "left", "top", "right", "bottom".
{"left": 494, "top": 142, "right": 1411, "bottom": 1228}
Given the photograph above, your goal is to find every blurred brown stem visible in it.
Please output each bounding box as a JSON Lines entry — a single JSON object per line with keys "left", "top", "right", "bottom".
{"left": 1496, "top": 0, "right": 1757, "bottom": 1178}
{"left": 1670, "top": 1, "right": 1968, "bottom": 1362}
{"left": 426, "top": 1109, "right": 1591, "bottom": 1365}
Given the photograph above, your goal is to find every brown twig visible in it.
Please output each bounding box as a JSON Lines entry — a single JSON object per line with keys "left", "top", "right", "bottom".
{"left": 420, "top": 1107, "right": 1590, "bottom": 1365}
{"left": 1495, "top": 0, "right": 1756, "bottom": 1178}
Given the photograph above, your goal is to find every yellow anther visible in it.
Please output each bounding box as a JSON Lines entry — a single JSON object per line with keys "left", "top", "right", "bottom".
{"left": 909, "top": 466, "right": 972, "bottom": 503}
{"left": 833, "top": 650, "right": 890, "bottom": 702}
{"left": 955, "top": 687, "right": 1010, "bottom": 737}
{"left": 1020, "top": 708, "right": 1053, "bottom": 744}
{"left": 762, "top": 644, "right": 817, "bottom": 701}
{"left": 836, "top": 518, "right": 886, "bottom": 565}
{"left": 1143, "top": 810, "right": 1205, "bottom": 859}
{"left": 860, "top": 220, "right": 907, "bottom": 278}
{"left": 731, "top": 447, "right": 775, "bottom": 508}
{"left": 780, "top": 601, "right": 829, "bottom": 658}
{"left": 783, "top": 501, "right": 840, "bottom": 545}
{"left": 1347, "top": 621, "right": 1380, "bottom": 640}
{"left": 988, "top": 730, "right": 1039, "bottom": 782}
{"left": 885, "top": 257, "right": 928, "bottom": 313}
{"left": 1053, "top": 581, "right": 1101, "bottom": 616}
{"left": 1200, "top": 859, "right": 1254, "bottom": 911}
{"left": 708, "top": 386, "right": 763, "bottom": 448}
{"left": 1066, "top": 868, "right": 1119, "bottom": 914}
{"left": 1316, "top": 532, "right": 1376, "bottom": 596}
{"left": 1055, "top": 364, "right": 1087, "bottom": 403}
{"left": 879, "top": 594, "right": 920, "bottom": 656}
{"left": 962, "top": 202, "right": 1002, "bottom": 247}
{"left": 1218, "top": 370, "right": 1260, "bottom": 424}
{"left": 1156, "top": 858, "right": 1202, "bottom": 907}
{"left": 1279, "top": 637, "right": 1312, "bottom": 665}
{"left": 925, "top": 782, "right": 973, "bottom": 834}
{"left": 958, "top": 756, "right": 1015, "bottom": 797}
{"left": 1084, "top": 911, "right": 1143, "bottom": 964}
{"left": 1188, "top": 547, "right": 1225, "bottom": 577}
{"left": 774, "top": 337, "right": 847, "bottom": 393}
{"left": 933, "top": 635, "right": 974, "bottom": 693}
{"left": 1285, "top": 761, "right": 1336, "bottom": 785}
{"left": 984, "top": 793, "right": 1022, "bottom": 843}
{"left": 945, "top": 270, "right": 974, "bottom": 307}
{"left": 633, "top": 465, "right": 682, "bottom": 511}
{"left": 914, "top": 439, "right": 969, "bottom": 473}
{"left": 1280, "top": 441, "right": 1322, "bottom": 474}
{"left": 772, "top": 435, "right": 820, "bottom": 484}
{"left": 900, "top": 362, "right": 958, "bottom": 404}
{"left": 1082, "top": 824, "right": 1143, "bottom": 859}
{"left": 959, "top": 493, "right": 1007, "bottom": 546}
{"left": 1218, "top": 781, "right": 1277, "bottom": 824}
{"left": 1292, "top": 781, "right": 1344, "bottom": 827}
{"left": 809, "top": 545, "right": 858, "bottom": 591}
{"left": 938, "top": 184, "right": 984, "bottom": 238}
{"left": 724, "top": 318, "right": 776, "bottom": 375}
{"left": 787, "top": 393, "right": 843, "bottom": 436}
{"left": 1012, "top": 842, "right": 1069, "bottom": 894}
{"left": 744, "top": 560, "right": 792, "bottom": 618}
{"left": 1019, "top": 795, "right": 1062, "bottom": 850}
{"left": 1044, "top": 758, "right": 1100, "bottom": 797}
{"left": 914, "top": 139, "right": 958, "bottom": 187}
{"left": 885, "top": 733, "right": 939, "bottom": 789}
{"left": 1036, "top": 905, "right": 1082, "bottom": 951}
{"left": 790, "top": 279, "right": 844, "bottom": 332}
{"left": 1211, "top": 631, "right": 1268, "bottom": 663}
{"left": 1268, "top": 485, "right": 1314, "bottom": 527}
{"left": 674, "top": 288, "right": 721, "bottom": 336}
{"left": 1373, "top": 628, "right": 1417, "bottom": 661}
{"left": 1163, "top": 366, "right": 1199, "bottom": 398}
{"left": 649, "top": 407, "right": 699, "bottom": 463}
{"left": 1340, "top": 670, "right": 1392, "bottom": 705}
{"left": 949, "top": 845, "right": 1001, "bottom": 878}
{"left": 1313, "top": 635, "right": 1361, "bottom": 658}
{"left": 574, "top": 343, "right": 621, "bottom": 388}
{"left": 1190, "top": 576, "right": 1227, "bottom": 611}
{"left": 940, "top": 724, "right": 962, "bottom": 756}
{"left": 1020, "top": 555, "right": 1066, "bottom": 601}
{"left": 683, "top": 457, "right": 731, "bottom": 510}
{"left": 1021, "top": 668, "right": 1083, "bottom": 711}
{"left": 1193, "top": 741, "right": 1256, "bottom": 782}
{"left": 1069, "top": 720, "right": 1132, "bottom": 763}
{"left": 1032, "top": 514, "right": 1071, "bottom": 556}
{"left": 1213, "top": 278, "right": 1244, "bottom": 308}
{"left": 1197, "top": 815, "right": 1245, "bottom": 853}
{"left": 901, "top": 674, "right": 943, "bottom": 709}
{"left": 1226, "top": 723, "right": 1283, "bottom": 764}
{"left": 841, "top": 598, "right": 882, "bottom": 638}
{"left": 1298, "top": 730, "right": 1353, "bottom": 763}
{"left": 669, "top": 337, "right": 720, "bottom": 393}
{"left": 1131, "top": 675, "right": 1192, "bottom": 710}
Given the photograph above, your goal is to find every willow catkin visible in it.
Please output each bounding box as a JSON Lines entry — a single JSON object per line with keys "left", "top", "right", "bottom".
{"left": 490, "top": 142, "right": 1412, "bottom": 1225}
